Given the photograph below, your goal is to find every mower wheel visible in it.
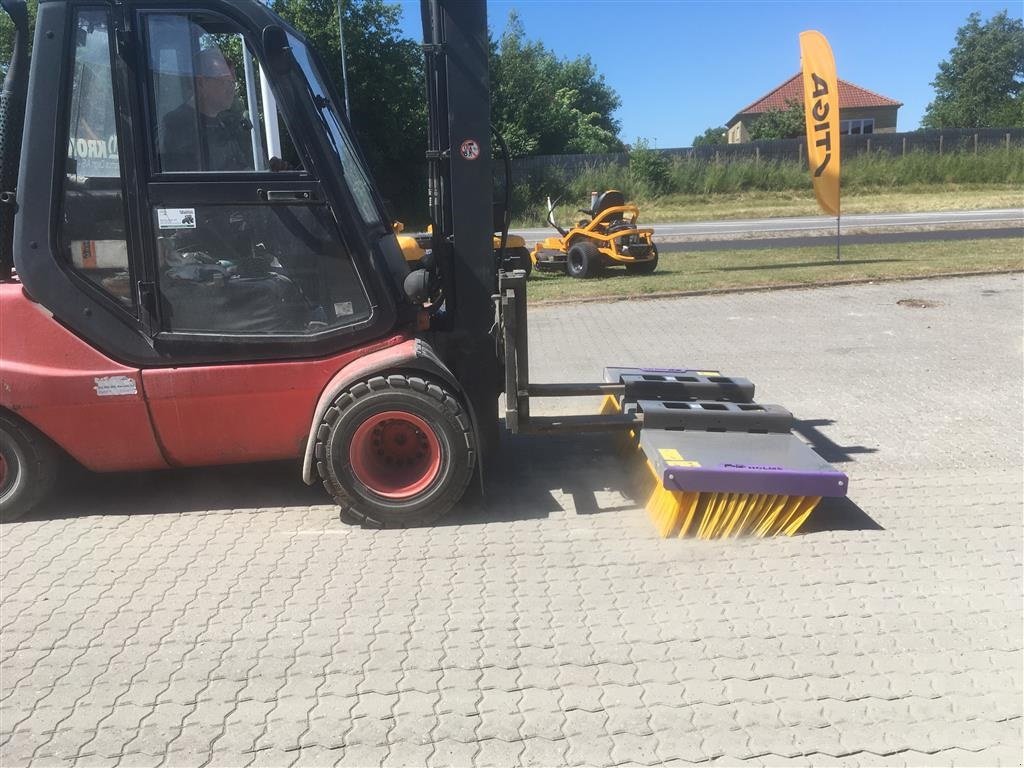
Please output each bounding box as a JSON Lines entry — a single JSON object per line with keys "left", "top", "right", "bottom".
{"left": 315, "top": 375, "right": 476, "bottom": 528}
{"left": 625, "top": 244, "right": 659, "bottom": 275}
{"left": 566, "top": 240, "right": 601, "bottom": 278}
{"left": 0, "top": 412, "right": 59, "bottom": 523}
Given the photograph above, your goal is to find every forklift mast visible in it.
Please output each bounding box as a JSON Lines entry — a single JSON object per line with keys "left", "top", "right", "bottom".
{"left": 421, "top": 0, "right": 500, "bottom": 454}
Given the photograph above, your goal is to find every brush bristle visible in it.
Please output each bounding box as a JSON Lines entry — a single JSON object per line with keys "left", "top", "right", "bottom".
{"left": 638, "top": 461, "right": 820, "bottom": 538}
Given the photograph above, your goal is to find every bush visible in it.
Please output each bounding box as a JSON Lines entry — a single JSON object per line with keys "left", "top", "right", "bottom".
{"left": 510, "top": 147, "right": 1024, "bottom": 221}
{"left": 629, "top": 139, "right": 671, "bottom": 196}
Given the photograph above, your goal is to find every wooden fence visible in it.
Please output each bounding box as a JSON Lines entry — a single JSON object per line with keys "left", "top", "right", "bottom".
{"left": 510, "top": 127, "right": 1024, "bottom": 179}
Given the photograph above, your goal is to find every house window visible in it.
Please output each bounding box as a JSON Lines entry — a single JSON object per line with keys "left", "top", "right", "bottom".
{"left": 840, "top": 118, "right": 875, "bottom": 135}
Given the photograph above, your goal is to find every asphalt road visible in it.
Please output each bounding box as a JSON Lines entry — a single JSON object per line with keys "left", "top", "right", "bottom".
{"left": 512, "top": 207, "right": 1024, "bottom": 242}
{"left": 657, "top": 225, "right": 1024, "bottom": 253}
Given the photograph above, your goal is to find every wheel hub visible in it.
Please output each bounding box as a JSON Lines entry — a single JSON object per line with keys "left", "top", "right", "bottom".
{"left": 349, "top": 411, "right": 442, "bottom": 499}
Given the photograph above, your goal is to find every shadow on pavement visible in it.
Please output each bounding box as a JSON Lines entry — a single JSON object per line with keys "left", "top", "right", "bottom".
{"left": 17, "top": 432, "right": 628, "bottom": 526}
{"left": 800, "top": 496, "right": 884, "bottom": 533}
{"left": 21, "top": 460, "right": 326, "bottom": 522}
{"left": 445, "top": 431, "right": 635, "bottom": 525}
{"left": 794, "top": 418, "right": 877, "bottom": 463}
{"left": 17, "top": 429, "right": 882, "bottom": 533}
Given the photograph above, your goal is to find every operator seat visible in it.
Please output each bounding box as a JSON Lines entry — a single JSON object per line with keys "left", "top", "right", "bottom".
{"left": 589, "top": 189, "right": 628, "bottom": 233}
{"left": 590, "top": 190, "right": 625, "bottom": 219}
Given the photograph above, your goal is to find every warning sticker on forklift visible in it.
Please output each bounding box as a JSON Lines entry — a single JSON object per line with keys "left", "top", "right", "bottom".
{"left": 156, "top": 208, "right": 197, "bottom": 229}
{"left": 93, "top": 376, "right": 138, "bottom": 397}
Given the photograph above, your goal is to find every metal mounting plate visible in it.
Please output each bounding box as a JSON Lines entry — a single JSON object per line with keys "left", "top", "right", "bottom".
{"left": 637, "top": 399, "right": 793, "bottom": 433}
{"left": 604, "top": 367, "right": 755, "bottom": 403}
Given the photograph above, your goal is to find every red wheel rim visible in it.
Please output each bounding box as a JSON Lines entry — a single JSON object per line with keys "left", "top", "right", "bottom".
{"left": 349, "top": 411, "right": 442, "bottom": 499}
{"left": 0, "top": 454, "right": 7, "bottom": 489}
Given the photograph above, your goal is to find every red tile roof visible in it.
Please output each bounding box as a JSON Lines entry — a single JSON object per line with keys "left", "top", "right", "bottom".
{"left": 729, "top": 73, "right": 902, "bottom": 124}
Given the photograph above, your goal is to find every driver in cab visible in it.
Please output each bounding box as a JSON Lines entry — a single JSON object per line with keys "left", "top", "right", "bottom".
{"left": 159, "top": 46, "right": 254, "bottom": 172}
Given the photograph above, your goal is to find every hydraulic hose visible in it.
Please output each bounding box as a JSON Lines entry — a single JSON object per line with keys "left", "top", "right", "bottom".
{"left": 490, "top": 124, "right": 512, "bottom": 262}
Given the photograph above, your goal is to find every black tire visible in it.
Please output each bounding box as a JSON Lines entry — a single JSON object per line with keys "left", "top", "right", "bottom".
{"left": 625, "top": 244, "right": 659, "bottom": 275}
{"left": 314, "top": 374, "right": 476, "bottom": 528}
{"left": 566, "top": 240, "right": 601, "bottom": 279}
{"left": 0, "top": 412, "right": 59, "bottom": 523}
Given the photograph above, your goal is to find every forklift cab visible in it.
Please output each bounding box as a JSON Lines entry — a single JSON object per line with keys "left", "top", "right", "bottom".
{"left": 16, "top": 0, "right": 411, "bottom": 365}
{"left": 1, "top": 0, "right": 497, "bottom": 525}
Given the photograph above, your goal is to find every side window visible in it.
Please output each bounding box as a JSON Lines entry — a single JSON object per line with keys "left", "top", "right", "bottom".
{"left": 142, "top": 12, "right": 371, "bottom": 337}
{"left": 62, "top": 9, "right": 133, "bottom": 308}
{"left": 288, "top": 35, "right": 380, "bottom": 226}
{"left": 145, "top": 13, "right": 302, "bottom": 173}
{"left": 154, "top": 205, "right": 371, "bottom": 334}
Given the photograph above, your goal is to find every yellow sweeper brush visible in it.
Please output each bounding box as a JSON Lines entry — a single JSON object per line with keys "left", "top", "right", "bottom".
{"left": 600, "top": 368, "right": 848, "bottom": 539}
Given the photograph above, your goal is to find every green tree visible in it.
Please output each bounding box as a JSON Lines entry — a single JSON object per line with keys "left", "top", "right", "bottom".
{"left": 748, "top": 100, "right": 805, "bottom": 140}
{"left": 692, "top": 126, "right": 727, "bottom": 147}
{"left": 0, "top": 0, "right": 38, "bottom": 77}
{"left": 490, "top": 11, "right": 622, "bottom": 156}
{"left": 922, "top": 10, "right": 1024, "bottom": 129}
{"left": 272, "top": 0, "right": 425, "bottom": 214}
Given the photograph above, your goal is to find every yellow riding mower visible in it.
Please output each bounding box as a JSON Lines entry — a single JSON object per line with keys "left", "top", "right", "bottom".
{"left": 531, "top": 190, "right": 657, "bottom": 278}
{"left": 395, "top": 223, "right": 533, "bottom": 277}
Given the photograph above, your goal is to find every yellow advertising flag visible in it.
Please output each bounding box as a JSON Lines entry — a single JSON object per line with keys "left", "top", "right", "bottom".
{"left": 800, "top": 31, "right": 840, "bottom": 216}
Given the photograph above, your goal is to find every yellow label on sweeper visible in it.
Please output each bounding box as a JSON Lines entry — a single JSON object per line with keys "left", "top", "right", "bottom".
{"left": 658, "top": 448, "right": 701, "bottom": 467}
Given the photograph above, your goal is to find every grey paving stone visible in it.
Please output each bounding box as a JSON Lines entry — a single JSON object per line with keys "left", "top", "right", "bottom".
{"left": 474, "top": 709, "right": 523, "bottom": 743}
{"left": 424, "top": 739, "right": 477, "bottom": 768}
{"left": 2, "top": 275, "right": 1021, "bottom": 768}
{"left": 564, "top": 733, "right": 615, "bottom": 767}
{"left": 470, "top": 738, "right": 525, "bottom": 768}
{"left": 382, "top": 741, "right": 433, "bottom": 768}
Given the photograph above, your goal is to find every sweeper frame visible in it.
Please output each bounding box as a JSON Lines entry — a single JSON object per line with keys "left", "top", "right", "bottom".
{"left": 0, "top": 0, "right": 848, "bottom": 535}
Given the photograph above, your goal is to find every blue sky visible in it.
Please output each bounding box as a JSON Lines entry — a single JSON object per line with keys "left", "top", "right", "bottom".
{"left": 394, "top": 1, "right": 1022, "bottom": 148}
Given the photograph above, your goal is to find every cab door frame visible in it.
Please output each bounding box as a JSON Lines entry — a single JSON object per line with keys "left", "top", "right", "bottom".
{"left": 123, "top": 0, "right": 400, "bottom": 363}
{"left": 15, "top": 0, "right": 403, "bottom": 368}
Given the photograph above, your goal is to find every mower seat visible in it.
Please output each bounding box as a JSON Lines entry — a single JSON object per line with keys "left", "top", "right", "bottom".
{"left": 589, "top": 190, "right": 625, "bottom": 220}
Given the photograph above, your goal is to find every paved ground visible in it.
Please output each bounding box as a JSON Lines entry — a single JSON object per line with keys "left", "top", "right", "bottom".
{"left": 2, "top": 274, "right": 1022, "bottom": 767}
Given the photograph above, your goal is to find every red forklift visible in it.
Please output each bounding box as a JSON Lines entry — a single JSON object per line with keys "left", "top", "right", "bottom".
{"left": 0, "top": 0, "right": 847, "bottom": 535}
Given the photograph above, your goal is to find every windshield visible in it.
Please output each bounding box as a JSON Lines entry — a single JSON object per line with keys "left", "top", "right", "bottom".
{"left": 287, "top": 34, "right": 382, "bottom": 227}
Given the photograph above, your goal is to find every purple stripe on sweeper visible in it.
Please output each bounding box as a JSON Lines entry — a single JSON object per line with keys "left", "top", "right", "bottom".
{"left": 661, "top": 464, "right": 848, "bottom": 497}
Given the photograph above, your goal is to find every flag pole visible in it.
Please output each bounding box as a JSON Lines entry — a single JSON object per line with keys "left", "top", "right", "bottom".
{"left": 337, "top": 0, "right": 351, "bottom": 117}
{"left": 836, "top": 213, "right": 841, "bottom": 261}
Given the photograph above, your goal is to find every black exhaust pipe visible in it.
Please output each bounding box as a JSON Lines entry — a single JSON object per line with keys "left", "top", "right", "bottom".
{"left": 0, "top": 0, "right": 30, "bottom": 281}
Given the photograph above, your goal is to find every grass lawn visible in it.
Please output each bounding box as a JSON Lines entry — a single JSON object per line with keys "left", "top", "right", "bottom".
{"left": 526, "top": 237, "right": 1024, "bottom": 304}
{"left": 639, "top": 186, "right": 1024, "bottom": 223}
{"left": 513, "top": 186, "right": 1024, "bottom": 227}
